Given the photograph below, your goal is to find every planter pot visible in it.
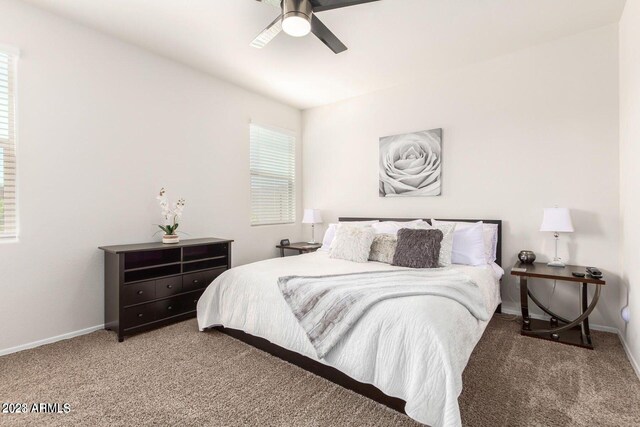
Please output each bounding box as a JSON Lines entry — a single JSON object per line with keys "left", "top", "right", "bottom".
{"left": 162, "top": 234, "right": 180, "bottom": 244}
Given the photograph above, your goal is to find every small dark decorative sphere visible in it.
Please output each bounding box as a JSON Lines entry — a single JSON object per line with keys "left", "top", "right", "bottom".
{"left": 518, "top": 250, "right": 536, "bottom": 264}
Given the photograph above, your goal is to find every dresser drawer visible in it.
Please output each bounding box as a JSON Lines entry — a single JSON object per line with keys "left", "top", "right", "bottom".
{"left": 182, "top": 290, "right": 205, "bottom": 313}
{"left": 155, "top": 276, "right": 182, "bottom": 298}
{"left": 155, "top": 297, "right": 183, "bottom": 320}
{"left": 123, "top": 280, "right": 156, "bottom": 305}
{"left": 123, "top": 303, "right": 155, "bottom": 328}
{"left": 182, "top": 268, "right": 226, "bottom": 292}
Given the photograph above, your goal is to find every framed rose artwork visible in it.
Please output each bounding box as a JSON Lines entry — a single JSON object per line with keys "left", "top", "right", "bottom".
{"left": 379, "top": 128, "right": 442, "bottom": 197}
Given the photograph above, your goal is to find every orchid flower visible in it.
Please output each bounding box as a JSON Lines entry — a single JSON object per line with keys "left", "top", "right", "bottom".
{"left": 155, "top": 188, "right": 185, "bottom": 236}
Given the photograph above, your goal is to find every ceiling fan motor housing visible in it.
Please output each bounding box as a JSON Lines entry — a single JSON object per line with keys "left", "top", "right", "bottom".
{"left": 283, "top": 0, "right": 313, "bottom": 23}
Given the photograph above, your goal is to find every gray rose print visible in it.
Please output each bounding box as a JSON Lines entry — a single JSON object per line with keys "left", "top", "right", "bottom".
{"left": 379, "top": 129, "right": 442, "bottom": 197}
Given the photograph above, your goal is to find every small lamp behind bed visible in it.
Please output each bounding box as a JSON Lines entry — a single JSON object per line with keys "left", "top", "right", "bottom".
{"left": 302, "top": 209, "right": 323, "bottom": 244}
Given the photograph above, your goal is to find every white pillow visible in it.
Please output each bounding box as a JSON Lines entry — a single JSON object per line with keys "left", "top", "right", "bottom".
{"left": 372, "top": 219, "right": 426, "bottom": 235}
{"left": 416, "top": 222, "right": 456, "bottom": 266}
{"left": 483, "top": 225, "right": 498, "bottom": 263}
{"left": 320, "top": 223, "right": 338, "bottom": 252}
{"left": 320, "top": 220, "right": 379, "bottom": 251}
{"left": 431, "top": 220, "right": 498, "bottom": 264}
{"left": 340, "top": 220, "right": 380, "bottom": 226}
{"left": 431, "top": 221, "right": 485, "bottom": 266}
{"left": 329, "top": 225, "right": 376, "bottom": 263}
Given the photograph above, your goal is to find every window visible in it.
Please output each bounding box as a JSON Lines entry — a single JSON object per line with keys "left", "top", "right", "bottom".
{"left": 250, "top": 123, "right": 296, "bottom": 226}
{"left": 0, "top": 49, "right": 17, "bottom": 239}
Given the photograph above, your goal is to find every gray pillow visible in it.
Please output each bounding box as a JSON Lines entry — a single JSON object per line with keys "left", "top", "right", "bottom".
{"left": 392, "top": 228, "right": 443, "bottom": 268}
{"left": 369, "top": 234, "right": 397, "bottom": 264}
{"left": 415, "top": 222, "right": 456, "bottom": 267}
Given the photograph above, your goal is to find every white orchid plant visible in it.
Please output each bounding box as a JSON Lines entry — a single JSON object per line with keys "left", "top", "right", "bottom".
{"left": 156, "top": 188, "right": 185, "bottom": 236}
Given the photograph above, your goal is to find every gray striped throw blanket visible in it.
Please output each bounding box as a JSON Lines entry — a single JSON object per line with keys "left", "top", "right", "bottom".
{"left": 278, "top": 269, "right": 489, "bottom": 359}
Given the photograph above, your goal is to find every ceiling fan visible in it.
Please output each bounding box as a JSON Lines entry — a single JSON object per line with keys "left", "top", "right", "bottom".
{"left": 251, "top": 0, "right": 380, "bottom": 54}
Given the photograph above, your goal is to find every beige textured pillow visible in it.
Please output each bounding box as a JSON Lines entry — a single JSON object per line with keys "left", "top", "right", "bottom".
{"left": 416, "top": 222, "right": 456, "bottom": 267}
{"left": 369, "top": 234, "right": 397, "bottom": 264}
{"left": 330, "top": 225, "right": 376, "bottom": 263}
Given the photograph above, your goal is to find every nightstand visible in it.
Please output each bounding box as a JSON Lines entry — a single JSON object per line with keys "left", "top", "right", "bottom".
{"left": 510, "top": 262, "right": 605, "bottom": 349}
{"left": 276, "top": 242, "right": 322, "bottom": 257}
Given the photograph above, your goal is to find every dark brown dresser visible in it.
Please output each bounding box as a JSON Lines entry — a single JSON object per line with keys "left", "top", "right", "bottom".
{"left": 99, "top": 237, "right": 233, "bottom": 342}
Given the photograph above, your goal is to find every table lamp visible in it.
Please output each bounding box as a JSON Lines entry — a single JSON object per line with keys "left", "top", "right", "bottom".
{"left": 302, "top": 209, "right": 323, "bottom": 244}
{"left": 540, "top": 207, "right": 574, "bottom": 267}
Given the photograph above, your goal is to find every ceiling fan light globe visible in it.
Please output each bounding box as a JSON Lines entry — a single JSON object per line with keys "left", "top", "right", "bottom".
{"left": 282, "top": 15, "right": 311, "bottom": 37}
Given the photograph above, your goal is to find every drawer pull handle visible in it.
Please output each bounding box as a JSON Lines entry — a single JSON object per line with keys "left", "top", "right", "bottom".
{"left": 193, "top": 299, "right": 198, "bottom": 303}
{"left": 167, "top": 306, "right": 173, "bottom": 311}
{"left": 167, "top": 285, "right": 173, "bottom": 289}
{"left": 193, "top": 279, "right": 199, "bottom": 284}
{"left": 137, "top": 313, "right": 144, "bottom": 318}
{"left": 137, "top": 290, "right": 144, "bottom": 295}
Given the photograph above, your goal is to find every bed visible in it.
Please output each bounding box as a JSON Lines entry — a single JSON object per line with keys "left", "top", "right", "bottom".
{"left": 197, "top": 218, "right": 502, "bottom": 427}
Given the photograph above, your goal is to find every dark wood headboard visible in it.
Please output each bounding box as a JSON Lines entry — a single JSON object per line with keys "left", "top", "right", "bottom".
{"left": 338, "top": 217, "right": 503, "bottom": 268}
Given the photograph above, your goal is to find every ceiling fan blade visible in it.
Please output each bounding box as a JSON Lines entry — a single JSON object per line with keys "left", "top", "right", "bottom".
{"left": 256, "top": 0, "right": 282, "bottom": 9}
{"left": 250, "top": 15, "right": 283, "bottom": 49}
{"left": 310, "top": 0, "right": 380, "bottom": 12}
{"left": 311, "top": 15, "right": 347, "bottom": 54}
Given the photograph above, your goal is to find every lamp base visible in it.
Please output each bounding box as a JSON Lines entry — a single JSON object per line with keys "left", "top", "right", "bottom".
{"left": 547, "top": 260, "right": 566, "bottom": 268}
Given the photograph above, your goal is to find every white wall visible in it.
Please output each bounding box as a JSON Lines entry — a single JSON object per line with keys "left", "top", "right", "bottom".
{"left": 303, "top": 25, "right": 621, "bottom": 328}
{"left": 0, "top": 0, "right": 302, "bottom": 353}
{"left": 619, "top": 0, "right": 640, "bottom": 372}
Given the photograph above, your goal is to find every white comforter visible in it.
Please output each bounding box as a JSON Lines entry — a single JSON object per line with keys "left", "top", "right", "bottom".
{"left": 197, "top": 252, "right": 501, "bottom": 427}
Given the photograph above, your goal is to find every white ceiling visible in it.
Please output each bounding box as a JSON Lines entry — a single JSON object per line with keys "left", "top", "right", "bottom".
{"left": 22, "top": 0, "right": 625, "bottom": 109}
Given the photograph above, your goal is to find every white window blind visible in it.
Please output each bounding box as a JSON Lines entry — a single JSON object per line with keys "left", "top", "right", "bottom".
{"left": 250, "top": 123, "right": 296, "bottom": 226}
{"left": 0, "top": 49, "right": 17, "bottom": 239}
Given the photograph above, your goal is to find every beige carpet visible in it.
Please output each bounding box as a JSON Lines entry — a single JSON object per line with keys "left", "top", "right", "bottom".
{"left": 1, "top": 315, "right": 639, "bottom": 426}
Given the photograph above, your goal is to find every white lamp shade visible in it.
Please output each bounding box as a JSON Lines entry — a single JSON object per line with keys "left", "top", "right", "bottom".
{"left": 540, "top": 208, "right": 574, "bottom": 233}
{"left": 302, "top": 209, "right": 323, "bottom": 224}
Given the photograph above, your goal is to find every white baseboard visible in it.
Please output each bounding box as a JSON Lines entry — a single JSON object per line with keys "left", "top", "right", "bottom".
{"left": 0, "top": 324, "right": 104, "bottom": 357}
{"left": 617, "top": 332, "right": 640, "bottom": 380}
{"left": 500, "top": 306, "right": 619, "bottom": 333}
